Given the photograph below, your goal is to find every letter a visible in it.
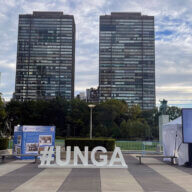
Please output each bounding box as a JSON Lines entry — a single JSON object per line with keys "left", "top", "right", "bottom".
{"left": 109, "top": 147, "right": 127, "bottom": 167}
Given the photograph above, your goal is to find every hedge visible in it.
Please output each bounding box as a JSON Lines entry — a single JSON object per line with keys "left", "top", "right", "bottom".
{"left": 65, "top": 138, "right": 115, "bottom": 151}
{"left": 0, "top": 138, "right": 9, "bottom": 150}
{"left": 55, "top": 136, "right": 65, "bottom": 140}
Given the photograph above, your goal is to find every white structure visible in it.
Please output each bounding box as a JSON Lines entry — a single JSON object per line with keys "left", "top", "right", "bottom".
{"left": 159, "top": 115, "right": 169, "bottom": 149}
{"left": 79, "top": 92, "right": 86, "bottom": 100}
{"left": 38, "top": 146, "right": 128, "bottom": 168}
{"left": 163, "top": 117, "right": 188, "bottom": 165}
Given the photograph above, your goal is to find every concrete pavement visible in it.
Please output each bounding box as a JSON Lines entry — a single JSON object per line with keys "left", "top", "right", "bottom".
{"left": 0, "top": 154, "right": 191, "bottom": 192}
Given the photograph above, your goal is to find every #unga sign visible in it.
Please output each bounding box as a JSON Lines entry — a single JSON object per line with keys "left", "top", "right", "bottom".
{"left": 38, "top": 146, "right": 128, "bottom": 168}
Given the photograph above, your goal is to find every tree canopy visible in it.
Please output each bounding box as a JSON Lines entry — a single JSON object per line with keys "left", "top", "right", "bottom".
{"left": 0, "top": 96, "right": 6, "bottom": 136}
{"left": 2, "top": 97, "right": 182, "bottom": 140}
{"left": 4, "top": 98, "right": 160, "bottom": 140}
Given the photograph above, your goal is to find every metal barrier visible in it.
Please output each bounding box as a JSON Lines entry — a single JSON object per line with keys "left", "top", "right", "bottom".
{"left": 116, "top": 140, "right": 160, "bottom": 152}
{"left": 8, "top": 139, "right": 65, "bottom": 149}
{"left": 55, "top": 139, "right": 65, "bottom": 146}
{"left": 8, "top": 139, "right": 159, "bottom": 152}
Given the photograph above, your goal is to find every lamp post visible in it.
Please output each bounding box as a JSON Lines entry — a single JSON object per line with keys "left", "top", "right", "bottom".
{"left": 88, "top": 104, "right": 96, "bottom": 139}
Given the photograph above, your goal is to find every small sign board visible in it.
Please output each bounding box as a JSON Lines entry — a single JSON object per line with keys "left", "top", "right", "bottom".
{"left": 13, "top": 125, "right": 55, "bottom": 159}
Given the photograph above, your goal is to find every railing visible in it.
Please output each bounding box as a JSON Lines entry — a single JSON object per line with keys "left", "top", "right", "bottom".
{"left": 8, "top": 139, "right": 65, "bottom": 149}
{"left": 8, "top": 139, "right": 160, "bottom": 152}
{"left": 55, "top": 139, "right": 65, "bottom": 146}
{"left": 116, "top": 140, "right": 160, "bottom": 152}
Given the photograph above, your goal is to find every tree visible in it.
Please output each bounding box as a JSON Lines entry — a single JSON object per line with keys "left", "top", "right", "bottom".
{"left": 5, "top": 98, "right": 159, "bottom": 140}
{"left": 6, "top": 100, "right": 22, "bottom": 128}
{"left": 0, "top": 96, "right": 6, "bottom": 135}
{"left": 69, "top": 99, "right": 89, "bottom": 137}
{"left": 120, "top": 120, "right": 129, "bottom": 138}
{"left": 141, "top": 108, "right": 159, "bottom": 139}
{"left": 166, "top": 106, "right": 181, "bottom": 120}
{"left": 93, "top": 99, "right": 128, "bottom": 138}
{"left": 127, "top": 105, "right": 142, "bottom": 120}
{"left": 6, "top": 98, "right": 69, "bottom": 136}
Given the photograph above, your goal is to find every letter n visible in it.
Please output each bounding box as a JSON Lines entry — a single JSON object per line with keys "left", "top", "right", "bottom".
{"left": 74, "top": 146, "right": 88, "bottom": 166}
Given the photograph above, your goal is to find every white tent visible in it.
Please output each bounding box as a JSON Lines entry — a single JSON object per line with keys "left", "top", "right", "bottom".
{"left": 162, "top": 117, "right": 188, "bottom": 165}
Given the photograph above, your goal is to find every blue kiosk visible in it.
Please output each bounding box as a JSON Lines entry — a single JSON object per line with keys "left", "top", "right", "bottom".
{"left": 13, "top": 125, "right": 55, "bottom": 159}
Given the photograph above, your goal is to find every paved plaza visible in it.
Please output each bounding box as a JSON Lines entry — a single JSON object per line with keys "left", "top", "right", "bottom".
{"left": 0, "top": 154, "right": 192, "bottom": 192}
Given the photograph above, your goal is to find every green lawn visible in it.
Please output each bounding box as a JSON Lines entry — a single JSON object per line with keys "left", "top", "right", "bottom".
{"left": 55, "top": 139, "right": 65, "bottom": 146}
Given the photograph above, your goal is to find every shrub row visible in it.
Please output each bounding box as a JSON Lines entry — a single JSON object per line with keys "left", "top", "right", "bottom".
{"left": 0, "top": 138, "right": 9, "bottom": 150}
{"left": 65, "top": 138, "right": 115, "bottom": 151}
{"left": 55, "top": 136, "right": 65, "bottom": 140}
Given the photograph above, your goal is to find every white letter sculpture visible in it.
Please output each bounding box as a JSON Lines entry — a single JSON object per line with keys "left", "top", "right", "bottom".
{"left": 56, "top": 146, "right": 71, "bottom": 166}
{"left": 38, "top": 146, "right": 128, "bottom": 168}
{"left": 91, "top": 146, "right": 108, "bottom": 166}
{"left": 109, "top": 147, "right": 127, "bottom": 167}
{"left": 74, "top": 146, "right": 88, "bottom": 166}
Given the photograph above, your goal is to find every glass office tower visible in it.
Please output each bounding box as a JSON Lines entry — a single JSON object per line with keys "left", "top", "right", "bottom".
{"left": 99, "top": 12, "right": 155, "bottom": 110}
{"left": 15, "top": 12, "right": 75, "bottom": 101}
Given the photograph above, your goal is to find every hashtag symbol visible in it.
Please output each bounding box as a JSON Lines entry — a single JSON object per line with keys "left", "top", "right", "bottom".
{"left": 40, "top": 146, "right": 54, "bottom": 166}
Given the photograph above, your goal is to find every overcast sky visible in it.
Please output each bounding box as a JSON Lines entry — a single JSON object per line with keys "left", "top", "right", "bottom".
{"left": 0, "top": 0, "right": 192, "bottom": 107}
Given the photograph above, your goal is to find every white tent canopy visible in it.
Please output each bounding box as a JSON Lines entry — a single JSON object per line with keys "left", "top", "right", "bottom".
{"left": 162, "top": 117, "right": 188, "bottom": 165}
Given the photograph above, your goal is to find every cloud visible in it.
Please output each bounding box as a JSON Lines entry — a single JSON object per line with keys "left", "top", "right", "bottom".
{"left": 0, "top": 60, "right": 15, "bottom": 71}
{"left": 0, "top": 0, "right": 192, "bottom": 108}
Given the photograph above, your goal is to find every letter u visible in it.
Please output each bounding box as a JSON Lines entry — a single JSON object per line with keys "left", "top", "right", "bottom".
{"left": 56, "top": 146, "right": 71, "bottom": 166}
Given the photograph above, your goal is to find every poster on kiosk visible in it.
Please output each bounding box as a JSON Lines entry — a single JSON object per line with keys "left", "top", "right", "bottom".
{"left": 13, "top": 125, "right": 55, "bottom": 159}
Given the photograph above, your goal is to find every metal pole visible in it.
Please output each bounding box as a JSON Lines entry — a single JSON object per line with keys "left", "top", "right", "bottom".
{"left": 90, "top": 108, "right": 92, "bottom": 139}
{"left": 88, "top": 104, "right": 95, "bottom": 139}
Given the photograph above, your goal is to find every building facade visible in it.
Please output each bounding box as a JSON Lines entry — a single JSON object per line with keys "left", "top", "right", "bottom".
{"left": 15, "top": 12, "right": 75, "bottom": 101}
{"left": 76, "top": 92, "right": 86, "bottom": 101}
{"left": 99, "top": 12, "right": 155, "bottom": 110}
{"left": 86, "top": 87, "right": 99, "bottom": 103}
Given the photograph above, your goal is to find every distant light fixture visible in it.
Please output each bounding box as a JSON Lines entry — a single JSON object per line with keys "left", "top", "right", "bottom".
{"left": 88, "top": 104, "right": 96, "bottom": 139}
